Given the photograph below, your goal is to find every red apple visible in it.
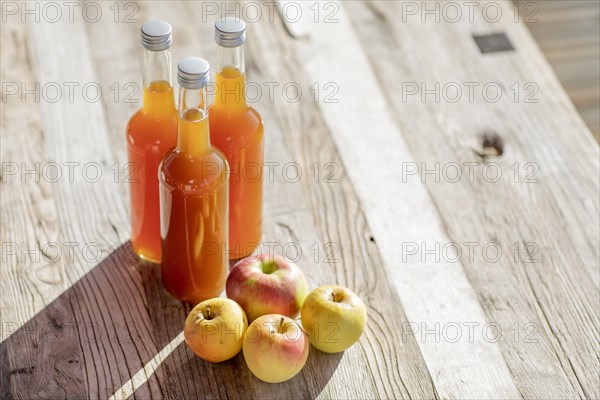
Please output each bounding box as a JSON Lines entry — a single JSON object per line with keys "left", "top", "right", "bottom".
{"left": 226, "top": 254, "right": 309, "bottom": 322}
{"left": 243, "top": 314, "right": 309, "bottom": 383}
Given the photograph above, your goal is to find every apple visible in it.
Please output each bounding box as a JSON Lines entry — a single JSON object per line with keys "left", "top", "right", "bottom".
{"left": 184, "top": 298, "right": 248, "bottom": 363}
{"left": 301, "top": 285, "right": 367, "bottom": 353}
{"left": 226, "top": 254, "right": 309, "bottom": 322}
{"left": 243, "top": 314, "right": 309, "bottom": 383}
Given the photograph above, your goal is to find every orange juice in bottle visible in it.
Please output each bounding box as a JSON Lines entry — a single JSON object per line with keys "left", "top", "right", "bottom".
{"left": 126, "top": 21, "right": 177, "bottom": 263}
{"left": 210, "top": 18, "right": 264, "bottom": 260}
{"left": 159, "top": 58, "right": 229, "bottom": 303}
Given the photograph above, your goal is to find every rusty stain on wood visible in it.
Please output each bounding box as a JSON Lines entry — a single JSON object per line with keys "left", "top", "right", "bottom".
{"left": 473, "top": 33, "right": 515, "bottom": 53}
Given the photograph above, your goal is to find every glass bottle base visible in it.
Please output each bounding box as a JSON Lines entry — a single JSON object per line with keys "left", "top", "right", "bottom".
{"left": 134, "top": 249, "right": 161, "bottom": 265}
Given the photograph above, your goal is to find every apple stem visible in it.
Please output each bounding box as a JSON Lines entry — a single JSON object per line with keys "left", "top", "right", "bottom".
{"left": 278, "top": 317, "right": 285, "bottom": 334}
{"left": 331, "top": 292, "right": 336, "bottom": 302}
{"left": 206, "top": 305, "right": 211, "bottom": 320}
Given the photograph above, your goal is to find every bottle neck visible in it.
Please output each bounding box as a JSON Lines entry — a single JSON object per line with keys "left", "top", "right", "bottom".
{"left": 142, "top": 48, "right": 175, "bottom": 115}
{"left": 214, "top": 44, "right": 247, "bottom": 111}
{"left": 177, "top": 86, "right": 211, "bottom": 156}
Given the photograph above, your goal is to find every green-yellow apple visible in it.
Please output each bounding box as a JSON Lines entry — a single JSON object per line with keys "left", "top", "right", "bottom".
{"left": 301, "top": 285, "right": 367, "bottom": 353}
{"left": 184, "top": 298, "right": 248, "bottom": 363}
{"left": 243, "top": 314, "right": 309, "bottom": 383}
{"left": 226, "top": 254, "right": 309, "bottom": 322}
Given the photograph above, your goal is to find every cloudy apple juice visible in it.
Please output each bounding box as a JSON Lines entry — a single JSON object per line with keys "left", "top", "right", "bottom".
{"left": 210, "top": 18, "right": 264, "bottom": 260}
{"left": 159, "top": 58, "right": 229, "bottom": 303}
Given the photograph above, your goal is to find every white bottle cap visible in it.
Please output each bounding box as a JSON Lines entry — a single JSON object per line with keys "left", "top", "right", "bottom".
{"left": 141, "top": 20, "right": 172, "bottom": 51}
{"left": 215, "top": 17, "right": 246, "bottom": 48}
{"left": 177, "top": 57, "right": 210, "bottom": 89}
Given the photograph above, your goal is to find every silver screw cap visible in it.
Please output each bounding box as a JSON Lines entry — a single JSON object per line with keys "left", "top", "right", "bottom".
{"left": 141, "top": 20, "right": 172, "bottom": 51}
{"left": 178, "top": 57, "right": 210, "bottom": 89}
{"left": 215, "top": 17, "right": 246, "bottom": 48}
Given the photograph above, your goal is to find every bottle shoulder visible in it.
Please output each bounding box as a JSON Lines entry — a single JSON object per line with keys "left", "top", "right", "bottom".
{"left": 246, "top": 105, "right": 263, "bottom": 123}
{"left": 159, "top": 149, "right": 229, "bottom": 195}
{"left": 127, "top": 108, "right": 178, "bottom": 128}
{"left": 126, "top": 109, "right": 178, "bottom": 147}
{"left": 208, "top": 106, "right": 264, "bottom": 148}
{"left": 209, "top": 105, "right": 263, "bottom": 124}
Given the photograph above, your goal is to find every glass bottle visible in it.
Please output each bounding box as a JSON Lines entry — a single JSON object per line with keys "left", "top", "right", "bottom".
{"left": 126, "top": 20, "right": 177, "bottom": 263}
{"left": 209, "top": 18, "right": 264, "bottom": 260}
{"left": 159, "top": 57, "right": 229, "bottom": 303}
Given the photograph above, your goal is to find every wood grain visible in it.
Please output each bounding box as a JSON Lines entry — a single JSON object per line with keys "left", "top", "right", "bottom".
{"left": 1, "top": 6, "right": 165, "bottom": 399}
{"left": 282, "top": 2, "right": 523, "bottom": 398}
{"left": 125, "top": 4, "right": 436, "bottom": 398}
{"left": 1, "top": 0, "right": 598, "bottom": 399}
{"left": 2, "top": 1, "right": 433, "bottom": 399}
{"left": 516, "top": 0, "right": 600, "bottom": 140}
{"left": 0, "top": 5, "right": 64, "bottom": 340}
{"left": 345, "top": 1, "right": 599, "bottom": 398}
{"left": 243, "top": 12, "right": 438, "bottom": 399}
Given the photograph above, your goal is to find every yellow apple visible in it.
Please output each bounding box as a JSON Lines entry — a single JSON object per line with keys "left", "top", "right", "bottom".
{"left": 184, "top": 298, "right": 248, "bottom": 363}
{"left": 301, "top": 285, "right": 367, "bottom": 353}
{"left": 243, "top": 314, "right": 309, "bottom": 383}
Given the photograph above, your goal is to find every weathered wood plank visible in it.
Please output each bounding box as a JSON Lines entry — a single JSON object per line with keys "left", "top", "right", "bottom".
{"left": 345, "top": 1, "right": 599, "bottom": 398}
{"left": 1, "top": 9, "right": 164, "bottom": 400}
{"left": 515, "top": 0, "right": 600, "bottom": 140}
{"left": 1, "top": 243, "right": 171, "bottom": 399}
{"left": 279, "top": 2, "right": 523, "bottom": 398}
{"left": 2, "top": 0, "right": 598, "bottom": 398}
{"left": 246, "top": 10, "right": 439, "bottom": 399}
{"left": 125, "top": 3, "right": 433, "bottom": 398}
{"left": 4, "top": 1, "right": 430, "bottom": 398}
{"left": 0, "top": 3, "right": 65, "bottom": 339}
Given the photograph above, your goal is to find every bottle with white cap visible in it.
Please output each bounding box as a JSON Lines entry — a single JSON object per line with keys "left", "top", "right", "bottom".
{"left": 209, "top": 17, "right": 264, "bottom": 260}
{"left": 159, "top": 57, "right": 230, "bottom": 304}
{"left": 126, "top": 20, "right": 178, "bottom": 264}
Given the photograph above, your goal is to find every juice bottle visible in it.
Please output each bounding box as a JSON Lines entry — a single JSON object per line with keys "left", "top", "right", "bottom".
{"left": 126, "top": 21, "right": 177, "bottom": 263}
{"left": 210, "top": 18, "right": 264, "bottom": 260}
{"left": 159, "top": 57, "right": 229, "bottom": 303}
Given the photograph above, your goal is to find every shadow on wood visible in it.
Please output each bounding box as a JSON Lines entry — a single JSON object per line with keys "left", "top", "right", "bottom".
{"left": 135, "top": 335, "right": 343, "bottom": 399}
{"left": 0, "top": 242, "right": 342, "bottom": 399}
{"left": 133, "top": 262, "right": 344, "bottom": 399}
{"left": 0, "top": 242, "right": 187, "bottom": 399}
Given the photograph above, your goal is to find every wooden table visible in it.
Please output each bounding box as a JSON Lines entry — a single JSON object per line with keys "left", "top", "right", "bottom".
{"left": 1, "top": 1, "right": 598, "bottom": 398}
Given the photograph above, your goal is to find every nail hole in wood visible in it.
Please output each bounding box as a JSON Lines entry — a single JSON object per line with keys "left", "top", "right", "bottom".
{"left": 49, "top": 317, "right": 62, "bottom": 330}
{"left": 480, "top": 132, "right": 505, "bottom": 157}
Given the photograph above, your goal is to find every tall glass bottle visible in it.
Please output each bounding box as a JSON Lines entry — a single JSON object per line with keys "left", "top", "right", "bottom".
{"left": 210, "top": 18, "right": 264, "bottom": 260}
{"left": 126, "top": 20, "right": 177, "bottom": 263}
{"left": 159, "top": 57, "right": 229, "bottom": 303}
